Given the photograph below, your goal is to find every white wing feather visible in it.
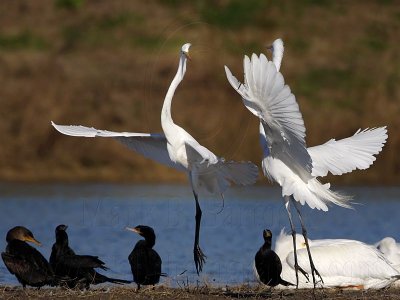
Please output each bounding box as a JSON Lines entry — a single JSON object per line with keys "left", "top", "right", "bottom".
{"left": 225, "top": 54, "right": 312, "bottom": 182}
{"left": 308, "top": 127, "right": 388, "bottom": 177}
{"left": 51, "top": 122, "right": 184, "bottom": 170}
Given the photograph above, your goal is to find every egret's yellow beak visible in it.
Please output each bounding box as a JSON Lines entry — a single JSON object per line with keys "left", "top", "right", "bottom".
{"left": 184, "top": 51, "right": 191, "bottom": 61}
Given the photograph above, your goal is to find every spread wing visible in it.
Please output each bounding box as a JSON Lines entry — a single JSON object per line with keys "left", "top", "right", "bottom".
{"left": 308, "top": 127, "right": 388, "bottom": 177}
{"left": 51, "top": 122, "right": 184, "bottom": 171}
{"left": 225, "top": 54, "right": 312, "bottom": 182}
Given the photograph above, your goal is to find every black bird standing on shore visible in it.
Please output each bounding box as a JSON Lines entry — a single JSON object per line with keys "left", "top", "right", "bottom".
{"left": 50, "top": 224, "right": 131, "bottom": 289}
{"left": 2, "top": 226, "right": 57, "bottom": 288}
{"left": 255, "top": 229, "right": 294, "bottom": 287}
{"left": 127, "top": 225, "right": 164, "bottom": 290}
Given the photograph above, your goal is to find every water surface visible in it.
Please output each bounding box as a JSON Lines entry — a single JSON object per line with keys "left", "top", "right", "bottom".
{"left": 0, "top": 184, "right": 399, "bottom": 286}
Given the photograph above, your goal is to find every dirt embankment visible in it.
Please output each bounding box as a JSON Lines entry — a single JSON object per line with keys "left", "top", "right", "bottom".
{"left": 1, "top": 285, "right": 399, "bottom": 300}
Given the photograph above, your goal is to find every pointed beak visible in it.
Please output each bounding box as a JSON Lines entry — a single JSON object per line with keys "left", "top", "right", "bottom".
{"left": 126, "top": 227, "right": 141, "bottom": 234}
{"left": 184, "top": 51, "right": 191, "bottom": 61}
{"left": 25, "top": 236, "right": 42, "bottom": 246}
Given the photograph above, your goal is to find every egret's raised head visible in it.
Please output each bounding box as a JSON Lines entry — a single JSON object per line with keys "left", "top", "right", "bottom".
{"left": 268, "top": 38, "right": 283, "bottom": 53}
{"left": 6, "top": 226, "right": 41, "bottom": 246}
{"left": 181, "top": 43, "right": 191, "bottom": 60}
{"left": 267, "top": 38, "right": 284, "bottom": 72}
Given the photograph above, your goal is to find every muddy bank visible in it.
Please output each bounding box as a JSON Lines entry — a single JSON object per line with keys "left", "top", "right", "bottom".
{"left": 1, "top": 285, "right": 399, "bottom": 300}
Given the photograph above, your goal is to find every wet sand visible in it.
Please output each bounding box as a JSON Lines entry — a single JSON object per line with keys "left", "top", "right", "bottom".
{"left": 1, "top": 285, "right": 399, "bottom": 300}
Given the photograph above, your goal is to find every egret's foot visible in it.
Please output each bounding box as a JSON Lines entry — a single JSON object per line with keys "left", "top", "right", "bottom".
{"left": 298, "top": 266, "right": 310, "bottom": 282}
{"left": 312, "top": 265, "right": 324, "bottom": 285}
{"left": 309, "top": 261, "right": 323, "bottom": 287}
{"left": 194, "top": 244, "right": 207, "bottom": 275}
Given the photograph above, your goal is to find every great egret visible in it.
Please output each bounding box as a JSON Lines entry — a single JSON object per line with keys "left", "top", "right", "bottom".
{"left": 224, "top": 38, "right": 388, "bottom": 287}
{"left": 51, "top": 43, "right": 259, "bottom": 274}
{"left": 126, "top": 225, "right": 164, "bottom": 290}
{"left": 2, "top": 226, "right": 57, "bottom": 288}
{"left": 254, "top": 229, "right": 294, "bottom": 287}
{"left": 275, "top": 230, "right": 400, "bottom": 289}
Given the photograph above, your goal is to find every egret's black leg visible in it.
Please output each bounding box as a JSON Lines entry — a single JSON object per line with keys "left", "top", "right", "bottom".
{"left": 193, "top": 190, "right": 206, "bottom": 274}
{"left": 284, "top": 196, "right": 301, "bottom": 288}
{"left": 292, "top": 198, "right": 323, "bottom": 287}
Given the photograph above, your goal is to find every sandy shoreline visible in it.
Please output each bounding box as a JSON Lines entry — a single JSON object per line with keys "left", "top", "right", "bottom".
{"left": 1, "top": 285, "right": 400, "bottom": 300}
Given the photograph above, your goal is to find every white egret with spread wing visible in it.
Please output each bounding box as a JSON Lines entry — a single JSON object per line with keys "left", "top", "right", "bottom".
{"left": 52, "top": 43, "right": 259, "bottom": 274}
{"left": 224, "top": 38, "right": 387, "bottom": 287}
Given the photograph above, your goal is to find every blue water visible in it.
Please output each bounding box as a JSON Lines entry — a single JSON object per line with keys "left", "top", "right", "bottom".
{"left": 0, "top": 184, "right": 399, "bottom": 286}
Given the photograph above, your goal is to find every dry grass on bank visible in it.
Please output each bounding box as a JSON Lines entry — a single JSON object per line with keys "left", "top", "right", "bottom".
{"left": 1, "top": 285, "right": 400, "bottom": 300}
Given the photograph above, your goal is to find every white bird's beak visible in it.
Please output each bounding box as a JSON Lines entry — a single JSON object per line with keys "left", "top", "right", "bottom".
{"left": 183, "top": 51, "right": 191, "bottom": 61}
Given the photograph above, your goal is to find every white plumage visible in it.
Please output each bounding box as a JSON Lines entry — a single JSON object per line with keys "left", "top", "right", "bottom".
{"left": 52, "top": 43, "right": 259, "bottom": 274}
{"left": 225, "top": 37, "right": 388, "bottom": 286}
{"left": 275, "top": 230, "right": 400, "bottom": 289}
{"left": 225, "top": 40, "right": 387, "bottom": 211}
{"left": 376, "top": 237, "right": 400, "bottom": 266}
{"left": 308, "top": 127, "right": 388, "bottom": 177}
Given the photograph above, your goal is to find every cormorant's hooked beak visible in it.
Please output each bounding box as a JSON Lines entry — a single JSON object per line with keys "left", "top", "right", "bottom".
{"left": 25, "top": 236, "right": 42, "bottom": 246}
{"left": 126, "top": 227, "right": 141, "bottom": 235}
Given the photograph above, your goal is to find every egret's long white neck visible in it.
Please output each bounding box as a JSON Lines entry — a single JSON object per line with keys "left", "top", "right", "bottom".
{"left": 259, "top": 122, "right": 270, "bottom": 157}
{"left": 271, "top": 39, "right": 284, "bottom": 72}
{"left": 259, "top": 39, "right": 284, "bottom": 156}
{"left": 161, "top": 52, "right": 187, "bottom": 138}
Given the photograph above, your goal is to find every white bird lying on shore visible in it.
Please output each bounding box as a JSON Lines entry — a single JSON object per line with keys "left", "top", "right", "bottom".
{"left": 274, "top": 230, "right": 400, "bottom": 289}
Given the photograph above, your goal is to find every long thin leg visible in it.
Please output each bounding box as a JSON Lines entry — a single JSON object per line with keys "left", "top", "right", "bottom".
{"left": 291, "top": 198, "right": 323, "bottom": 287}
{"left": 284, "top": 196, "right": 300, "bottom": 288}
{"left": 193, "top": 189, "right": 206, "bottom": 274}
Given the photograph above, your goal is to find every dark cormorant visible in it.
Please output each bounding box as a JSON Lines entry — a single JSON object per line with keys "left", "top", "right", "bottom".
{"left": 127, "top": 225, "right": 163, "bottom": 290}
{"left": 50, "top": 224, "right": 130, "bottom": 289}
{"left": 255, "top": 229, "right": 294, "bottom": 287}
{"left": 1, "top": 226, "right": 56, "bottom": 288}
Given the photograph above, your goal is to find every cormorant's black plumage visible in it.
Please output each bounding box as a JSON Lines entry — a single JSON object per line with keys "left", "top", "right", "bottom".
{"left": 255, "top": 229, "right": 294, "bottom": 287}
{"left": 1, "top": 226, "right": 57, "bottom": 288}
{"left": 127, "top": 225, "right": 163, "bottom": 290}
{"left": 50, "top": 224, "right": 130, "bottom": 289}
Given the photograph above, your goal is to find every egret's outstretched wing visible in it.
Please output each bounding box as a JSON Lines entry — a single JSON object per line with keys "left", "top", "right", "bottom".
{"left": 308, "top": 127, "right": 388, "bottom": 177}
{"left": 225, "top": 54, "right": 312, "bottom": 182}
{"left": 51, "top": 122, "right": 184, "bottom": 171}
{"left": 184, "top": 139, "right": 258, "bottom": 194}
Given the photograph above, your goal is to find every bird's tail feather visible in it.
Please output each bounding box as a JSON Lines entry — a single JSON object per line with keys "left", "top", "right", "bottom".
{"left": 279, "top": 278, "right": 295, "bottom": 286}
{"left": 93, "top": 273, "right": 131, "bottom": 285}
{"left": 283, "top": 178, "right": 352, "bottom": 211}
{"left": 105, "top": 277, "right": 132, "bottom": 285}
{"left": 307, "top": 179, "right": 352, "bottom": 211}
